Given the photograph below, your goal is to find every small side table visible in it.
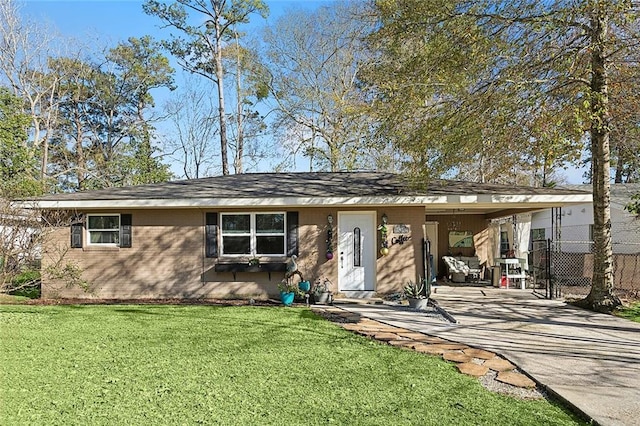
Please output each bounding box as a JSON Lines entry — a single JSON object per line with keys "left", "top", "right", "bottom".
{"left": 503, "top": 258, "right": 525, "bottom": 289}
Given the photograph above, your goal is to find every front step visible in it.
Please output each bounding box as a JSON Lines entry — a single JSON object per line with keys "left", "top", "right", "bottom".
{"left": 337, "top": 291, "right": 377, "bottom": 299}
{"left": 333, "top": 291, "right": 384, "bottom": 305}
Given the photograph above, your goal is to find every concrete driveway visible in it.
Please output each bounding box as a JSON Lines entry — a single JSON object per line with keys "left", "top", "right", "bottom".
{"left": 337, "top": 286, "right": 640, "bottom": 426}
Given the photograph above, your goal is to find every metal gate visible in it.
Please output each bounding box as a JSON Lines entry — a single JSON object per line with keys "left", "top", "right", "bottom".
{"left": 531, "top": 239, "right": 558, "bottom": 299}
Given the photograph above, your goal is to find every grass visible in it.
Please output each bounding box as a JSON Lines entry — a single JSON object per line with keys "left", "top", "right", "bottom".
{"left": 0, "top": 305, "right": 583, "bottom": 425}
{"left": 615, "top": 301, "right": 640, "bottom": 323}
{"left": 0, "top": 293, "right": 30, "bottom": 304}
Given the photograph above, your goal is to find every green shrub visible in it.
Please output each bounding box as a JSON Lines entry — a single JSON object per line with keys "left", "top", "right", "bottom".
{"left": 6, "top": 269, "right": 41, "bottom": 299}
{"left": 11, "top": 269, "right": 40, "bottom": 285}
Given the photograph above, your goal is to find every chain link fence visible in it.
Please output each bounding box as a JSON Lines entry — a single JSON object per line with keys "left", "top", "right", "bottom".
{"left": 531, "top": 223, "right": 640, "bottom": 300}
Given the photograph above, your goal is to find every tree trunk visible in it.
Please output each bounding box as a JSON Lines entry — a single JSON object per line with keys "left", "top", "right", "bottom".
{"left": 329, "top": 141, "right": 339, "bottom": 172}
{"left": 234, "top": 32, "right": 243, "bottom": 174}
{"left": 613, "top": 143, "right": 623, "bottom": 183}
{"left": 41, "top": 137, "right": 48, "bottom": 185}
{"left": 578, "top": 5, "right": 621, "bottom": 313}
{"left": 214, "top": 18, "right": 230, "bottom": 176}
{"left": 75, "top": 118, "right": 86, "bottom": 191}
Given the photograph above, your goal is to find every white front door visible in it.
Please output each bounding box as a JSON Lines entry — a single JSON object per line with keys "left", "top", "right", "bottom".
{"left": 338, "top": 212, "right": 376, "bottom": 291}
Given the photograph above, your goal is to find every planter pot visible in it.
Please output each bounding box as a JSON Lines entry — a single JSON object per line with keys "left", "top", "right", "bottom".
{"left": 315, "top": 292, "right": 331, "bottom": 305}
{"left": 280, "top": 291, "right": 295, "bottom": 306}
{"left": 408, "top": 297, "right": 429, "bottom": 310}
{"left": 298, "top": 281, "right": 311, "bottom": 292}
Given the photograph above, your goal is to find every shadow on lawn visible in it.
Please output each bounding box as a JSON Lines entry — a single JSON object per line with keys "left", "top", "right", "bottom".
{"left": 299, "top": 309, "right": 328, "bottom": 321}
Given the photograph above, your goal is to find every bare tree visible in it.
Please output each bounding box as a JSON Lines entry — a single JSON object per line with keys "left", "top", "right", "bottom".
{"left": 164, "top": 74, "right": 221, "bottom": 179}
{"left": 1, "top": 200, "right": 88, "bottom": 296}
{"left": 0, "top": 200, "right": 40, "bottom": 294}
{"left": 0, "top": 0, "right": 63, "bottom": 187}
{"left": 262, "top": 2, "right": 378, "bottom": 172}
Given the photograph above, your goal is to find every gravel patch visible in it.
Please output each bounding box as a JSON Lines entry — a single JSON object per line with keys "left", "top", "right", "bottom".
{"left": 381, "top": 301, "right": 452, "bottom": 322}
{"left": 479, "top": 369, "right": 545, "bottom": 400}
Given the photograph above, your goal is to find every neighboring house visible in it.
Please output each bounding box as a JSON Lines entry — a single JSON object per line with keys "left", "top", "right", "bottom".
{"left": 0, "top": 200, "right": 41, "bottom": 269}
{"left": 530, "top": 184, "right": 640, "bottom": 253}
{"left": 21, "top": 172, "right": 591, "bottom": 299}
{"left": 529, "top": 184, "right": 640, "bottom": 296}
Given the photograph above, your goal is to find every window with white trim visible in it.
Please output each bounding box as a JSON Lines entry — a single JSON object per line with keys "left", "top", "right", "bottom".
{"left": 220, "top": 213, "right": 285, "bottom": 256}
{"left": 531, "top": 228, "right": 546, "bottom": 241}
{"left": 87, "top": 214, "right": 120, "bottom": 245}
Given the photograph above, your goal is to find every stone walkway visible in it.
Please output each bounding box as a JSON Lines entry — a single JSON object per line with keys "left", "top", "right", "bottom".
{"left": 312, "top": 305, "right": 538, "bottom": 396}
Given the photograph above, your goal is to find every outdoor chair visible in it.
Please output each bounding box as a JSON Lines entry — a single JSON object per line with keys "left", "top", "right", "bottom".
{"left": 442, "top": 256, "right": 470, "bottom": 283}
{"left": 465, "top": 256, "right": 482, "bottom": 282}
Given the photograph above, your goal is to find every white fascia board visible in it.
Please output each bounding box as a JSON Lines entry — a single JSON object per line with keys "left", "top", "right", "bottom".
{"left": 26, "top": 192, "right": 593, "bottom": 210}
{"left": 490, "top": 194, "right": 592, "bottom": 204}
{"left": 28, "top": 196, "right": 433, "bottom": 209}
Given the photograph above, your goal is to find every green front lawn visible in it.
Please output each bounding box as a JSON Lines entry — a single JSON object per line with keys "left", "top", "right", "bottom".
{"left": 616, "top": 302, "right": 640, "bottom": 323}
{"left": 0, "top": 294, "right": 29, "bottom": 304}
{"left": 0, "top": 305, "right": 582, "bottom": 425}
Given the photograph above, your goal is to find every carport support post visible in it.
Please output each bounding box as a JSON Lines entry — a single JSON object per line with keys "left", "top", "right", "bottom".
{"left": 422, "top": 238, "right": 432, "bottom": 298}
{"left": 547, "top": 238, "right": 553, "bottom": 299}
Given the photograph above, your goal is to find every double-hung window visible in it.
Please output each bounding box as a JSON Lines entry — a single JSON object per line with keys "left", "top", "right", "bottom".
{"left": 221, "top": 213, "right": 285, "bottom": 256}
{"left": 87, "top": 214, "right": 120, "bottom": 245}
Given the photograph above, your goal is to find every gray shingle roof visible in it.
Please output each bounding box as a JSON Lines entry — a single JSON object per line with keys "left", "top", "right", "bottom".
{"left": 560, "top": 183, "right": 640, "bottom": 209}
{"left": 31, "top": 172, "right": 589, "bottom": 202}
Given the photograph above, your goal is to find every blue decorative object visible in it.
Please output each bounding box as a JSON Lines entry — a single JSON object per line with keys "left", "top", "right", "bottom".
{"left": 280, "top": 291, "right": 295, "bottom": 306}
{"left": 298, "top": 281, "right": 311, "bottom": 292}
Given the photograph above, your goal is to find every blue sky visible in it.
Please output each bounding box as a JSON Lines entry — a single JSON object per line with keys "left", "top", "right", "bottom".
{"left": 24, "top": 1, "right": 158, "bottom": 40}
{"left": 21, "top": 0, "right": 327, "bottom": 43}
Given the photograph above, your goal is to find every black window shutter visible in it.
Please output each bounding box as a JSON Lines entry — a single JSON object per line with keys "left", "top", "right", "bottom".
{"left": 120, "top": 214, "right": 132, "bottom": 248}
{"left": 286, "top": 211, "right": 299, "bottom": 257}
{"left": 205, "top": 212, "right": 219, "bottom": 258}
{"left": 70, "top": 221, "right": 83, "bottom": 248}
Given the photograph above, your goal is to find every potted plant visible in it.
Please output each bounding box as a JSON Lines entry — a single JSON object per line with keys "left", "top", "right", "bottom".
{"left": 278, "top": 280, "right": 297, "bottom": 306}
{"left": 404, "top": 279, "right": 429, "bottom": 310}
{"left": 313, "top": 277, "right": 332, "bottom": 305}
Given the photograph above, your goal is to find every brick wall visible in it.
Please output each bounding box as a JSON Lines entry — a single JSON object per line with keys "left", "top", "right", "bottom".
{"left": 42, "top": 206, "right": 426, "bottom": 299}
